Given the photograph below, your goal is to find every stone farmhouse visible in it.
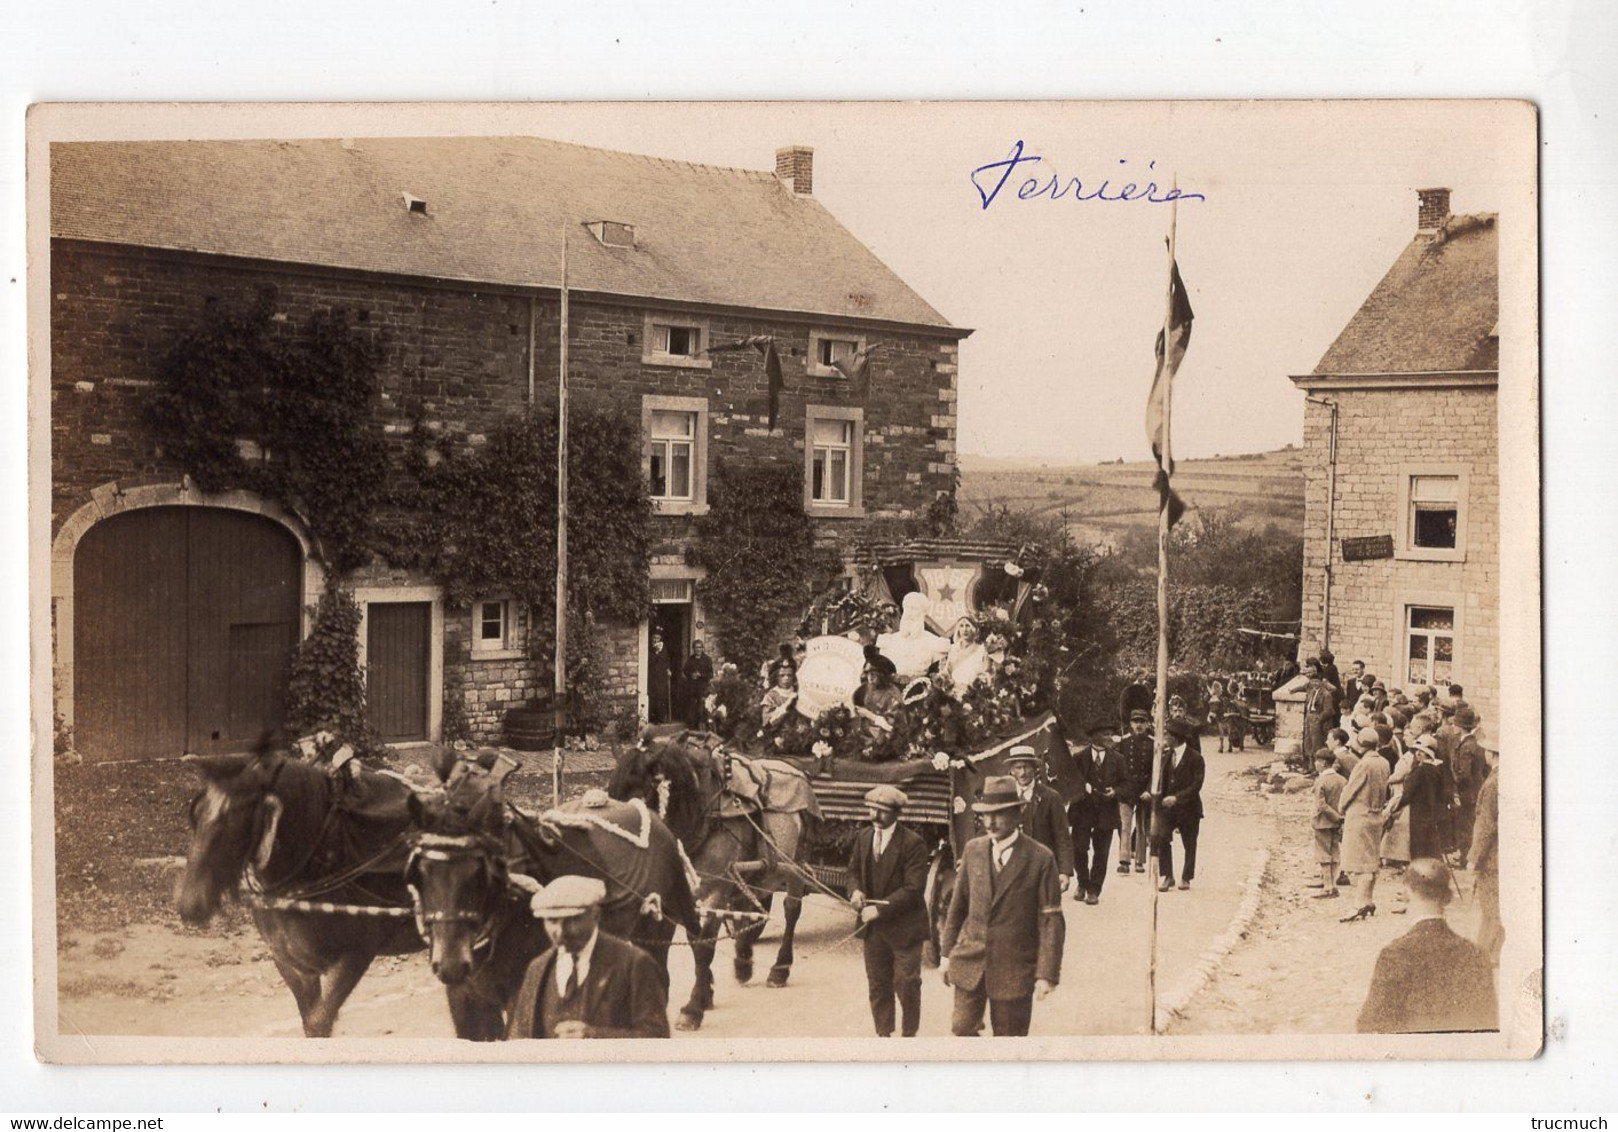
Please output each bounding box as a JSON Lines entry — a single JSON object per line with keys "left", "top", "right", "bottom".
{"left": 1290, "top": 187, "right": 1499, "bottom": 728}
{"left": 49, "top": 137, "right": 968, "bottom": 759}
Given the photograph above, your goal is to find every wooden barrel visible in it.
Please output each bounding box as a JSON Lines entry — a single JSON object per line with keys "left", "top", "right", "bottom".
{"left": 504, "top": 695, "right": 557, "bottom": 751}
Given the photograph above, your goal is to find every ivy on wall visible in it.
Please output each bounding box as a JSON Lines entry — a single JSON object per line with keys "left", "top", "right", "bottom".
{"left": 284, "top": 588, "right": 387, "bottom": 759}
{"left": 147, "top": 290, "right": 389, "bottom": 574}
{"left": 409, "top": 402, "right": 653, "bottom": 731}
{"left": 688, "top": 462, "right": 843, "bottom": 679}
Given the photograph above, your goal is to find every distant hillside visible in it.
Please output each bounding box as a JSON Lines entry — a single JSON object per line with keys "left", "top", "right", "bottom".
{"left": 958, "top": 448, "right": 1305, "bottom": 549}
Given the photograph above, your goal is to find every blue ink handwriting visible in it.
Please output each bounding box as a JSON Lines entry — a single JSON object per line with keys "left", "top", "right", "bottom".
{"left": 970, "top": 140, "right": 1206, "bottom": 210}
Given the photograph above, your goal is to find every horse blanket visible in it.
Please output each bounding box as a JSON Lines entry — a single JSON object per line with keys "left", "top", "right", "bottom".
{"left": 528, "top": 792, "right": 697, "bottom": 924}
{"left": 720, "top": 756, "right": 822, "bottom": 821}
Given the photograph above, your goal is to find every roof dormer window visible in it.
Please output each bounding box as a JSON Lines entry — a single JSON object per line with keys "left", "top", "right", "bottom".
{"left": 589, "top": 220, "right": 636, "bottom": 248}
{"left": 402, "top": 193, "right": 428, "bottom": 215}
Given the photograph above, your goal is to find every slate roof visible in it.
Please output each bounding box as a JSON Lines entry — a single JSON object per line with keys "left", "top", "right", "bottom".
{"left": 1312, "top": 213, "right": 1498, "bottom": 374}
{"left": 50, "top": 137, "right": 956, "bottom": 331}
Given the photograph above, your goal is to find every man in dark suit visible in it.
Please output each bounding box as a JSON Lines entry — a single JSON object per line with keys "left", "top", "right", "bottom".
{"left": 1116, "top": 709, "right": 1156, "bottom": 875}
{"left": 1356, "top": 858, "right": 1498, "bottom": 1033}
{"left": 848, "top": 784, "right": 932, "bottom": 1038}
{"left": 941, "top": 775, "right": 1065, "bottom": 1036}
{"left": 1005, "top": 745, "right": 1075, "bottom": 894}
{"left": 1151, "top": 715, "right": 1206, "bottom": 891}
{"left": 1069, "top": 721, "right": 1125, "bottom": 904}
{"left": 506, "top": 875, "right": 671, "bottom": 1040}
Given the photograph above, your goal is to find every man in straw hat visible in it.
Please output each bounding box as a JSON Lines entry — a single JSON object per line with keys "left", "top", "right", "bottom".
{"left": 940, "top": 775, "right": 1066, "bottom": 1036}
{"left": 848, "top": 784, "right": 931, "bottom": 1037}
{"left": 1004, "top": 744, "right": 1075, "bottom": 894}
{"left": 1468, "top": 729, "right": 1503, "bottom": 965}
{"left": 506, "top": 875, "right": 670, "bottom": 1040}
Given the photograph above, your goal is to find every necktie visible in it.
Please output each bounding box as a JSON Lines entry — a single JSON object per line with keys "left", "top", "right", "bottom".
{"left": 562, "top": 955, "right": 580, "bottom": 1001}
{"left": 874, "top": 830, "right": 885, "bottom": 860}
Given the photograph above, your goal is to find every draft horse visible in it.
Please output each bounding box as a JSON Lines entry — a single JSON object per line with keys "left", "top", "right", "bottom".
{"left": 175, "top": 737, "right": 420, "bottom": 1037}
{"left": 608, "top": 730, "right": 815, "bottom": 1031}
{"left": 405, "top": 753, "right": 702, "bottom": 1040}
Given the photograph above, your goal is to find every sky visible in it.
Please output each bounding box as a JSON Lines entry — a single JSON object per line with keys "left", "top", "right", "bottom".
{"left": 502, "top": 101, "right": 1525, "bottom": 463}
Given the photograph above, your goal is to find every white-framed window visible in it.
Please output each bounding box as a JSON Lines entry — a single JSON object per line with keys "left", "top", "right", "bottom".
{"left": 471, "top": 597, "right": 517, "bottom": 655}
{"left": 641, "top": 395, "right": 709, "bottom": 515}
{"left": 1403, "top": 604, "right": 1456, "bottom": 686}
{"left": 1395, "top": 464, "right": 1469, "bottom": 561}
{"left": 804, "top": 405, "right": 865, "bottom": 516}
{"left": 808, "top": 329, "right": 866, "bottom": 378}
{"left": 641, "top": 313, "right": 711, "bottom": 369}
{"left": 649, "top": 409, "right": 696, "bottom": 502}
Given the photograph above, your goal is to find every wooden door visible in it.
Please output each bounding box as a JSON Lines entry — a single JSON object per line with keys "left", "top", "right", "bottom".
{"left": 366, "top": 602, "right": 431, "bottom": 742}
{"left": 72, "top": 506, "right": 302, "bottom": 761}
{"left": 74, "top": 508, "right": 191, "bottom": 761}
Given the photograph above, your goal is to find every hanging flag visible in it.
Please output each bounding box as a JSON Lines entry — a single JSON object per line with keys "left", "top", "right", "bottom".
{"left": 830, "top": 341, "right": 883, "bottom": 398}
{"left": 710, "top": 336, "right": 787, "bottom": 431}
{"left": 1144, "top": 256, "right": 1194, "bottom": 527}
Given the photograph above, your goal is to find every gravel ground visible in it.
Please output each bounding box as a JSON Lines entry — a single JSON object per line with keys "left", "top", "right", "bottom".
{"left": 1169, "top": 770, "right": 1493, "bottom": 1035}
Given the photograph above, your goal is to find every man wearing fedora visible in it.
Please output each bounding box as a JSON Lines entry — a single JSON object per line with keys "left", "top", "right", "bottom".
{"left": 940, "top": 775, "right": 1066, "bottom": 1036}
{"left": 1116, "top": 708, "right": 1156, "bottom": 875}
{"left": 1069, "top": 721, "right": 1125, "bottom": 904}
{"left": 506, "top": 875, "right": 671, "bottom": 1040}
{"left": 1005, "top": 744, "right": 1075, "bottom": 894}
{"left": 848, "top": 784, "right": 932, "bottom": 1037}
{"left": 1151, "top": 715, "right": 1207, "bottom": 891}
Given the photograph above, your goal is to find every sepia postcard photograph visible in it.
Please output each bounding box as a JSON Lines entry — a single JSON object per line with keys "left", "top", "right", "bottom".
{"left": 27, "top": 99, "right": 1541, "bottom": 1065}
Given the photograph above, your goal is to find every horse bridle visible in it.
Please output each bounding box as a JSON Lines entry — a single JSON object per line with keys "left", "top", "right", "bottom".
{"left": 404, "top": 831, "right": 507, "bottom": 947}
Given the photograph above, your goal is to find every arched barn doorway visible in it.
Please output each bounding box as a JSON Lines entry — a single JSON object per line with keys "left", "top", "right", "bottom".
{"left": 72, "top": 506, "right": 303, "bottom": 761}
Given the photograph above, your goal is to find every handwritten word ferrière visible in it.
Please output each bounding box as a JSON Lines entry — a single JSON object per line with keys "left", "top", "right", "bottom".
{"left": 970, "top": 140, "right": 1206, "bottom": 211}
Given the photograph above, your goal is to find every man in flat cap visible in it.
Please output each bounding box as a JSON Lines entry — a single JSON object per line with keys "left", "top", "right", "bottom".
{"left": 1005, "top": 744, "right": 1075, "bottom": 894}
{"left": 1116, "top": 708, "right": 1156, "bottom": 875}
{"left": 1069, "top": 721, "right": 1125, "bottom": 904}
{"left": 1151, "top": 715, "right": 1207, "bottom": 892}
{"left": 940, "top": 775, "right": 1066, "bottom": 1036}
{"left": 848, "top": 784, "right": 931, "bottom": 1037}
{"left": 506, "top": 875, "right": 670, "bottom": 1040}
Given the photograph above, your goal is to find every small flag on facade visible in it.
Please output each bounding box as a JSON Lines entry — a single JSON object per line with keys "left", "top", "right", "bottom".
{"left": 831, "top": 341, "right": 882, "bottom": 398}
{"left": 1145, "top": 257, "right": 1194, "bottom": 527}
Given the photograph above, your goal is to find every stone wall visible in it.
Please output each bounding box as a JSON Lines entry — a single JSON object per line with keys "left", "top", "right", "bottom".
{"left": 1299, "top": 383, "right": 1499, "bottom": 728}
{"left": 51, "top": 240, "right": 962, "bottom": 743}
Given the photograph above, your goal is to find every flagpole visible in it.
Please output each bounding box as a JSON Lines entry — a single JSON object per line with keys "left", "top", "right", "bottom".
{"left": 553, "top": 224, "right": 570, "bottom": 809}
{"left": 1147, "top": 187, "right": 1180, "bottom": 1036}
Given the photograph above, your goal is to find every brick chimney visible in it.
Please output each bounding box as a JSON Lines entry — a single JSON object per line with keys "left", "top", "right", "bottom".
{"left": 775, "top": 146, "right": 814, "bottom": 195}
{"left": 1417, "top": 187, "right": 1452, "bottom": 235}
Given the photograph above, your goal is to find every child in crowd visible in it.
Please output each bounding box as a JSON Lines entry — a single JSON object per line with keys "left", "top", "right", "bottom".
{"left": 1311, "top": 747, "right": 1346, "bottom": 898}
{"left": 1327, "top": 727, "right": 1357, "bottom": 778}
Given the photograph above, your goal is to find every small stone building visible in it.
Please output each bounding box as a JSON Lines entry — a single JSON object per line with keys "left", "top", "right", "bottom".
{"left": 49, "top": 137, "right": 968, "bottom": 758}
{"left": 1289, "top": 187, "right": 1499, "bottom": 728}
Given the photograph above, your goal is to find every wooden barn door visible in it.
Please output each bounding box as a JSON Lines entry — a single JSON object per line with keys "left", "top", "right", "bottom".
{"left": 366, "top": 602, "right": 431, "bottom": 742}
{"left": 73, "top": 506, "right": 302, "bottom": 761}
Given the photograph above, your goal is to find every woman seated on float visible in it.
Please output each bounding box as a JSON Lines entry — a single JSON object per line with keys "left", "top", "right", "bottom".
{"left": 760, "top": 664, "right": 798, "bottom": 732}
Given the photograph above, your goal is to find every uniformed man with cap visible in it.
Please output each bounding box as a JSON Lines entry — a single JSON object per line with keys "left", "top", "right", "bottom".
{"left": 1116, "top": 708, "right": 1157, "bottom": 874}
{"left": 1004, "top": 744, "right": 1076, "bottom": 893}
{"left": 506, "top": 875, "right": 671, "bottom": 1040}
{"left": 848, "top": 784, "right": 931, "bottom": 1037}
{"left": 940, "top": 775, "right": 1066, "bottom": 1036}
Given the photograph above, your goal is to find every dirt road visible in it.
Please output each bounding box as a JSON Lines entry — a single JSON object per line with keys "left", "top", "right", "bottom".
{"left": 57, "top": 750, "right": 1272, "bottom": 1041}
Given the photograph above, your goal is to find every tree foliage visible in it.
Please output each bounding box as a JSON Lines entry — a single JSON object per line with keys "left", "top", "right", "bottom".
{"left": 688, "top": 462, "right": 842, "bottom": 678}
{"left": 284, "top": 588, "right": 388, "bottom": 760}
{"left": 147, "top": 291, "right": 389, "bottom": 573}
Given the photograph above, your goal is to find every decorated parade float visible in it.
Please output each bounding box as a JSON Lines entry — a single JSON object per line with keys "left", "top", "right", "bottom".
{"left": 696, "top": 537, "right": 1087, "bottom": 955}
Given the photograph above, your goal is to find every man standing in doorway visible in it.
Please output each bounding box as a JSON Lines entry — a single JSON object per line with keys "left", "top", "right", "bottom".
{"left": 940, "top": 775, "right": 1065, "bottom": 1037}
{"left": 682, "top": 639, "right": 714, "bottom": 730}
{"left": 647, "top": 630, "right": 674, "bottom": 724}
